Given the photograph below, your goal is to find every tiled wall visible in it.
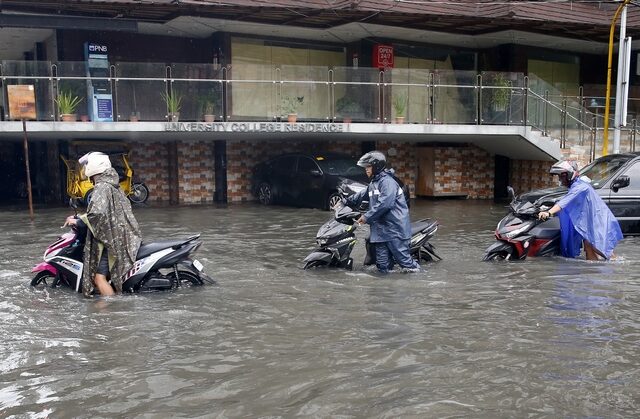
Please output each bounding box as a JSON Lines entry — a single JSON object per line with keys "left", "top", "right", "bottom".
{"left": 125, "top": 139, "right": 556, "bottom": 204}
{"left": 128, "top": 141, "right": 170, "bottom": 202}
{"left": 177, "top": 141, "right": 215, "bottom": 204}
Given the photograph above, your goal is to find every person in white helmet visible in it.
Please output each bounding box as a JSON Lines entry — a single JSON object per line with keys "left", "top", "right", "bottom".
{"left": 65, "top": 152, "right": 142, "bottom": 297}
{"left": 538, "top": 160, "right": 622, "bottom": 260}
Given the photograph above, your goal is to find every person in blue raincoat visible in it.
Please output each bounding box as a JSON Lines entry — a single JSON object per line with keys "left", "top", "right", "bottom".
{"left": 343, "top": 151, "right": 420, "bottom": 273}
{"left": 538, "top": 160, "right": 623, "bottom": 260}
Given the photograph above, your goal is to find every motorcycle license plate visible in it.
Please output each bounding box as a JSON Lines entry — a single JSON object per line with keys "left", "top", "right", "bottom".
{"left": 192, "top": 259, "right": 204, "bottom": 272}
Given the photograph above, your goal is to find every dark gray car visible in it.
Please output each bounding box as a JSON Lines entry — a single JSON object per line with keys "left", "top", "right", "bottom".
{"left": 251, "top": 153, "right": 369, "bottom": 210}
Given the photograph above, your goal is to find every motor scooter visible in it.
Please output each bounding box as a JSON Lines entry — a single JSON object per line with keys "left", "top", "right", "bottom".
{"left": 31, "top": 203, "right": 214, "bottom": 293}
{"left": 302, "top": 204, "right": 441, "bottom": 270}
{"left": 483, "top": 186, "right": 560, "bottom": 261}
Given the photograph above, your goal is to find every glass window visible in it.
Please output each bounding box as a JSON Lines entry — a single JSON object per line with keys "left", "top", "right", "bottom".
{"left": 580, "top": 156, "right": 631, "bottom": 188}
{"left": 317, "top": 158, "right": 365, "bottom": 177}
{"left": 297, "top": 157, "right": 319, "bottom": 174}
{"left": 272, "top": 156, "right": 297, "bottom": 175}
{"left": 621, "top": 161, "right": 640, "bottom": 187}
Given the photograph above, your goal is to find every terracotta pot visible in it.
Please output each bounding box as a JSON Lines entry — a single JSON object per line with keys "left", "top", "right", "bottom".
{"left": 395, "top": 116, "right": 405, "bottom": 124}
{"left": 343, "top": 117, "right": 352, "bottom": 124}
{"left": 60, "top": 114, "right": 77, "bottom": 122}
{"left": 168, "top": 113, "right": 180, "bottom": 122}
{"left": 287, "top": 113, "right": 297, "bottom": 123}
{"left": 130, "top": 115, "right": 140, "bottom": 122}
{"left": 79, "top": 115, "right": 89, "bottom": 122}
{"left": 204, "top": 114, "right": 215, "bottom": 122}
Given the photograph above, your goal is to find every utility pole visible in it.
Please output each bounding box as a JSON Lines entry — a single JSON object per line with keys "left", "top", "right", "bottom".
{"left": 603, "top": 0, "right": 632, "bottom": 157}
{"left": 613, "top": 4, "right": 632, "bottom": 154}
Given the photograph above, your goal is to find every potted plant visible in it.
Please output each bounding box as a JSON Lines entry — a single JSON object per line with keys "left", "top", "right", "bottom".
{"left": 197, "top": 94, "right": 218, "bottom": 122}
{"left": 490, "top": 73, "right": 511, "bottom": 112}
{"left": 392, "top": 93, "right": 407, "bottom": 124}
{"left": 336, "top": 95, "right": 361, "bottom": 123}
{"left": 55, "top": 90, "right": 83, "bottom": 122}
{"left": 281, "top": 95, "right": 304, "bottom": 123}
{"left": 161, "top": 89, "right": 183, "bottom": 122}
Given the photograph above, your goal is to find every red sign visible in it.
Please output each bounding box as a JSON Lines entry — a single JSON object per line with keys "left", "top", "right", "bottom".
{"left": 373, "top": 44, "right": 394, "bottom": 69}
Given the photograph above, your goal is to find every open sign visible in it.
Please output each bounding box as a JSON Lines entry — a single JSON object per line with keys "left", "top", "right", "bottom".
{"left": 373, "top": 44, "right": 394, "bottom": 69}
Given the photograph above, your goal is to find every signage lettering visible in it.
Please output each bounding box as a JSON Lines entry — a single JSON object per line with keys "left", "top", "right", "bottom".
{"left": 164, "top": 122, "right": 345, "bottom": 133}
{"left": 88, "top": 44, "right": 108, "bottom": 53}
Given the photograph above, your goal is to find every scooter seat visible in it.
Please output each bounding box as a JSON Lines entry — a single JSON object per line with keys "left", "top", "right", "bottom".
{"left": 411, "top": 219, "right": 436, "bottom": 236}
{"left": 136, "top": 235, "right": 200, "bottom": 259}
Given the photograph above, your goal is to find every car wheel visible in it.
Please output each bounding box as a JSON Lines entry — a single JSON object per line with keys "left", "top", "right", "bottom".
{"left": 327, "top": 192, "right": 342, "bottom": 211}
{"left": 258, "top": 183, "right": 274, "bottom": 205}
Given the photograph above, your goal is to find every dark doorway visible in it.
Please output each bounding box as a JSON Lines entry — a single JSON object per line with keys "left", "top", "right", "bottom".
{"left": 494, "top": 155, "right": 510, "bottom": 201}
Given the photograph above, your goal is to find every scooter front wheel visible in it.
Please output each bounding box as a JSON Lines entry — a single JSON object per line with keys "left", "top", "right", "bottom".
{"left": 31, "top": 271, "right": 56, "bottom": 288}
{"left": 483, "top": 250, "right": 512, "bottom": 261}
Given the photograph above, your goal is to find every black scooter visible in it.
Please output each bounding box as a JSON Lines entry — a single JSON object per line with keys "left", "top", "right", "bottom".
{"left": 302, "top": 204, "right": 441, "bottom": 270}
{"left": 483, "top": 186, "right": 560, "bottom": 261}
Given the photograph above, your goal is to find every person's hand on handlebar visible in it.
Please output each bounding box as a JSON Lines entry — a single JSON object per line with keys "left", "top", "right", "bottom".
{"left": 63, "top": 215, "right": 78, "bottom": 228}
{"left": 356, "top": 215, "right": 366, "bottom": 225}
{"left": 538, "top": 211, "right": 552, "bottom": 221}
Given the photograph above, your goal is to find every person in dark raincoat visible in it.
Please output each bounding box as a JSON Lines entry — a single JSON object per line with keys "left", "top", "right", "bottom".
{"left": 538, "top": 160, "right": 623, "bottom": 260}
{"left": 65, "top": 152, "right": 142, "bottom": 296}
{"left": 343, "top": 151, "right": 419, "bottom": 273}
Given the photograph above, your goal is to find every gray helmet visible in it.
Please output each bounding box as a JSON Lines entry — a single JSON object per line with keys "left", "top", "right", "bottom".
{"left": 549, "top": 160, "right": 578, "bottom": 181}
{"left": 357, "top": 151, "right": 386, "bottom": 175}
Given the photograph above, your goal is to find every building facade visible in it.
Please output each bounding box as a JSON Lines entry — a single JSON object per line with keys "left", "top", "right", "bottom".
{"left": 1, "top": 0, "right": 639, "bottom": 205}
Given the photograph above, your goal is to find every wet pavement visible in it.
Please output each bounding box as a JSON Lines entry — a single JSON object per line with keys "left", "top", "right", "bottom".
{"left": 0, "top": 200, "right": 639, "bottom": 417}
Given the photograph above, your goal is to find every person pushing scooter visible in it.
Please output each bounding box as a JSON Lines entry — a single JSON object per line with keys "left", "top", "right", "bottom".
{"left": 342, "top": 151, "right": 420, "bottom": 273}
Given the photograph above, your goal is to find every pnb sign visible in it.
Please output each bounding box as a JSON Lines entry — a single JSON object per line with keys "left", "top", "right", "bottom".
{"left": 88, "top": 43, "right": 107, "bottom": 53}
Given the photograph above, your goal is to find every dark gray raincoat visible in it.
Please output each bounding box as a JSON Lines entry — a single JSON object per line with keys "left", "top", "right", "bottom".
{"left": 79, "top": 168, "right": 142, "bottom": 297}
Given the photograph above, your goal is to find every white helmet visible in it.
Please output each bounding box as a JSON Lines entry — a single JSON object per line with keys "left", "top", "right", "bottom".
{"left": 79, "top": 152, "right": 111, "bottom": 178}
{"left": 549, "top": 160, "right": 578, "bottom": 181}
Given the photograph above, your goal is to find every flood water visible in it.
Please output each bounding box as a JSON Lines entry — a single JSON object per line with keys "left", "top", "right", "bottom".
{"left": 1, "top": 199, "right": 639, "bottom": 417}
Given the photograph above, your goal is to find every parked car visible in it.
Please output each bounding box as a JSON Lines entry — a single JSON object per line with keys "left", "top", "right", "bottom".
{"left": 515, "top": 152, "right": 640, "bottom": 235}
{"left": 252, "top": 153, "right": 369, "bottom": 210}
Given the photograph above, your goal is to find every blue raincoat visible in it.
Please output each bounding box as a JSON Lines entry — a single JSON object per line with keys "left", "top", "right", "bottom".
{"left": 556, "top": 177, "right": 623, "bottom": 259}
{"left": 344, "top": 169, "right": 411, "bottom": 243}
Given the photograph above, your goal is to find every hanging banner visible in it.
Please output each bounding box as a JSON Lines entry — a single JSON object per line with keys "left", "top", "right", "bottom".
{"left": 7, "top": 85, "right": 37, "bottom": 120}
{"left": 372, "top": 44, "right": 394, "bottom": 69}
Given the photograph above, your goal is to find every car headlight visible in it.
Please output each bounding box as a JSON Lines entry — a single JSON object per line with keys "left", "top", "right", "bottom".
{"left": 345, "top": 183, "right": 366, "bottom": 194}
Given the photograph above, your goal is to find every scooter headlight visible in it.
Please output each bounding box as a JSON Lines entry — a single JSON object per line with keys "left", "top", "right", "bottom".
{"left": 504, "top": 221, "right": 534, "bottom": 239}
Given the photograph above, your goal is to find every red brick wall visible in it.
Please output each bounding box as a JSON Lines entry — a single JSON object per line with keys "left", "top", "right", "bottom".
{"left": 129, "top": 141, "right": 170, "bottom": 203}
{"left": 177, "top": 141, "right": 215, "bottom": 204}
{"left": 509, "top": 159, "right": 555, "bottom": 194}
{"left": 376, "top": 141, "right": 417, "bottom": 197}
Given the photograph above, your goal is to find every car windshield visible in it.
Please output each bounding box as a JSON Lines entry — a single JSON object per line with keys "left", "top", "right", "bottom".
{"left": 316, "top": 158, "right": 365, "bottom": 177}
{"left": 580, "top": 156, "right": 631, "bottom": 188}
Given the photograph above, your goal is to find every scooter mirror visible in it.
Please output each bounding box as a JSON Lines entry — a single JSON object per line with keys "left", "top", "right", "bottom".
{"left": 507, "top": 186, "right": 516, "bottom": 202}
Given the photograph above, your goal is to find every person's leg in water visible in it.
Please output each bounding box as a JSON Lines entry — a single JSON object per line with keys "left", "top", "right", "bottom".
{"left": 387, "top": 238, "right": 420, "bottom": 271}
{"left": 583, "top": 240, "right": 610, "bottom": 261}
{"left": 94, "top": 250, "right": 114, "bottom": 296}
{"left": 374, "top": 242, "right": 394, "bottom": 273}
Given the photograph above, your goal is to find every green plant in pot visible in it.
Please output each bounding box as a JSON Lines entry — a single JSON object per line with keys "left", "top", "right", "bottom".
{"left": 281, "top": 95, "right": 304, "bottom": 123}
{"left": 197, "top": 93, "right": 218, "bottom": 122}
{"left": 392, "top": 93, "right": 407, "bottom": 123}
{"left": 336, "top": 95, "right": 361, "bottom": 123}
{"left": 490, "top": 73, "right": 511, "bottom": 112}
{"left": 55, "top": 90, "right": 83, "bottom": 122}
{"left": 161, "top": 89, "right": 183, "bottom": 122}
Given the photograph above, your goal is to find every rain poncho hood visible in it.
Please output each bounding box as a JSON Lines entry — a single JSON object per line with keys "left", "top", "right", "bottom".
{"left": 344, "top": 169, "right": 411, "bottom": 242}
{"left": 79, "top": 168, "right": 142, "bottom": 296}
{"left": 556, "top": 177, "right": 623, "bottom": 259}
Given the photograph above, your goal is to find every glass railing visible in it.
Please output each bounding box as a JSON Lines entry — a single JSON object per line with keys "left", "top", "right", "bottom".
{"left": 1, "top": 60, "right": 638, "bottom": 158}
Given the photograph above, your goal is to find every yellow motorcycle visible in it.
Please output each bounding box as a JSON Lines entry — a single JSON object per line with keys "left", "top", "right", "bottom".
{"left": 61, "top": 153, "right": 149, "bottom": 205}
